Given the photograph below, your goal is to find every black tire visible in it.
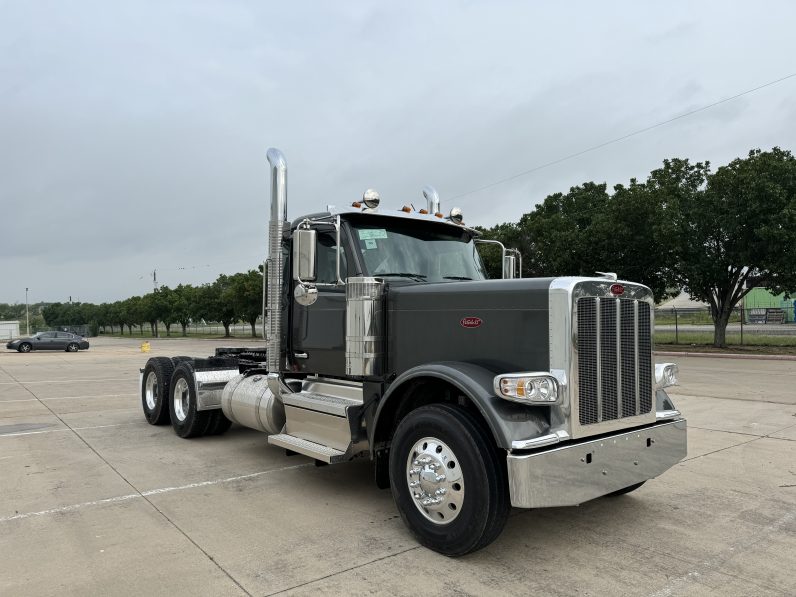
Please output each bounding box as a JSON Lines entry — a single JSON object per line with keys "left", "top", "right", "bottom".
{"left": 18, "top": 343, "right": 32, "bottom": 353}
{"left": 169, "top": 362, "right": 212, "bottom": 438}
{"left": 205, "top": 410, "right": 233, "bottom": 436}
{"left": 389, "top": 404, "right": 510, "bottom": 556}
{"left": 607, "top": 481, "right": 645, "bottom": 496}
{"left": 172, "top": 356, "right": 193, "bottom": 365}
{"left": 141, "top": 357, "right": 174, "bottom": 425}
{"left": 66, "top": 343, "right": 79, "bottom": 352}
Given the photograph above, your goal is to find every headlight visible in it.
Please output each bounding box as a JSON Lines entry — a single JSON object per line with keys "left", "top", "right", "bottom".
{"left": 494, "top": 373, "right": 560, "bottom": 404}
{"left": 655, "top": 363, "right": 679, "bottom": 389}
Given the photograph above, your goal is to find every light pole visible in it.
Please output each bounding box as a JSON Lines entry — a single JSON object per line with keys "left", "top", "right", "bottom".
{"left": 25, "top": 288, "right": 30, "bottom": 335}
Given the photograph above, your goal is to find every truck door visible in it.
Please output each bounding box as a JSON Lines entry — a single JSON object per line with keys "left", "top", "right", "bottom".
{"left": 291, "top": 229, "right": 349, "bottom": 377}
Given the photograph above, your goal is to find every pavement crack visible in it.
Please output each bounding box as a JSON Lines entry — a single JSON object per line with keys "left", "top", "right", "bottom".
{"left": 262, "top": 546, "right": 422, "bottom": 597}
{"left": 684, "top": 422, "right": 796, "bottom": 462}
{"left": 682, "top": 436, "right": 761, "bottom": 462}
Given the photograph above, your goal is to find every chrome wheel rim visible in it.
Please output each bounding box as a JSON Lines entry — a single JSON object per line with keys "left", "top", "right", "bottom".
{"left": 406, "top": 436, "right": 465, "bottom": 525}
{"left": 20, "top": 344, "right": 31, "bottom": 352}
{"left": 68, "top": 344, "right": 78, "bottom": 352}
{"left": 144, "top": 371, "right": 158, "bottom": 410}
{"left": 173, "top": 377, "right": 189, "bottom": 422}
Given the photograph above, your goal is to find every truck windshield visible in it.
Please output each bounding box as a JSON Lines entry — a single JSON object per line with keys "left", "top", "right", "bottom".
{"left": 350, "top": 218, "right": 486, "bottom": 282}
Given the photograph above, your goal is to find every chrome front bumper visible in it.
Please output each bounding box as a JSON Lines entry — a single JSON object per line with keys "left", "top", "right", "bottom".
{"left": 507, "top": 418, "right": 687, "bottom": 508}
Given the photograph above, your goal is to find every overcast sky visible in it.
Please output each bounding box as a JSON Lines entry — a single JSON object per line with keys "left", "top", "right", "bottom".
{"left": 2, "top": 1, "right": 795, "bottom": 304}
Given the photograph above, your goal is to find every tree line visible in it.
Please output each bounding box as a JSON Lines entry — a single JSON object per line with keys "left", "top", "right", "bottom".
{"left": 477, "top": 148, "right": 796, "bottom": 347}
{"left": 40, "top": 270, "right": 263, "bottom": 338}
{"left": 11, "top": 148, "right": 796, "bottom": 348}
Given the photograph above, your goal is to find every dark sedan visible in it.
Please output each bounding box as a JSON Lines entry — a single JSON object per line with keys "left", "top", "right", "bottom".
{"left": 6, "top": 331, "right": 90, "bottom": 352}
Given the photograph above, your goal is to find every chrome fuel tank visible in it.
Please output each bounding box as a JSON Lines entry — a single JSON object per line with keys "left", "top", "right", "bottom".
{"left": 221, "top": 373, "right": 285, "bottom": 434}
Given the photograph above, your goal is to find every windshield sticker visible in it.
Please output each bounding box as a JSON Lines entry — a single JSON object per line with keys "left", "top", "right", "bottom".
{"left": 358, "top": 229, "right": 388, "bottom": 240}
{"left": 364, "top": 239, "right": 377, "bottom": 250}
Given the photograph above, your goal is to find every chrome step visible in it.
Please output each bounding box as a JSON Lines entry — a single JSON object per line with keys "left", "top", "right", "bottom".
{"left": 268, "top": 433, "right": 348, "bottom": 463}
{"left": 281, "top": 391, "right": 360, "bottom": 417}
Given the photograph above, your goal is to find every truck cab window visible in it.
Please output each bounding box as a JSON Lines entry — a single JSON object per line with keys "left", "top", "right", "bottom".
{"left": 351, "top": 219, "right": 486, "bottom": 282}
{"left": 315, "top": 231, "right": 348, "bottom": 284}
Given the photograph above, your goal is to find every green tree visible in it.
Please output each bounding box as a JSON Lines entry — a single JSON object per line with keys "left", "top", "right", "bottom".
{"left": 227, "top": 269, "right": 264, "bottom": 337}
{"left": 671, "top": 148, "right": 796, "bottom": 347}
{"left": 194, "top": 280, "right": 238, "bottom": 337}
{"left": 590, "top": 179, "right": 678, "bottom": 299}
{"left": 172, "top": 284, "right": 197, "bottom": 336}
{"left": 212, "top": 275, "right": 240, "bottom": 337}
{"left": 124, "top": 297, "right": 144, "bottom": 335}
{"left": 156, "top": 286, "right": 177, "bottom": 336}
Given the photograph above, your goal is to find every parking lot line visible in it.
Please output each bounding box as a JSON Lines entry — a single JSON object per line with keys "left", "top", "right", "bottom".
{"left": 0, "top": 422, "right": 135, "bottom": 438}
{"left": 0, "top": 378, "right": 133, "bottom": 385}
{"left": 2, "top": 393, "right": 137, "bottom": 403}
{"left": 0, "top": 463, "right": 312, "bottom": 523}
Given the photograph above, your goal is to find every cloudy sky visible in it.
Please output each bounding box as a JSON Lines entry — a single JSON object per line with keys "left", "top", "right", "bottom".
{"left": 2, "top": 1, "right": 795, "bottom": 304}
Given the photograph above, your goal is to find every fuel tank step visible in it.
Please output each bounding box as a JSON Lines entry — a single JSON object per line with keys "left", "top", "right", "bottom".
{"left": 268, "top": 433, "right": 348, "bottom": 464}
{"left": 281, "top": 391, "right": 360, "bottom": 416}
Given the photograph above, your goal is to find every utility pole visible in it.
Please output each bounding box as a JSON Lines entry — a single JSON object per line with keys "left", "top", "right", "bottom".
{"left": 25, "top": 288, "right": 29, "bottom": 335}
{"left": 153, "top": 269, "right": 158, "bottom": 292}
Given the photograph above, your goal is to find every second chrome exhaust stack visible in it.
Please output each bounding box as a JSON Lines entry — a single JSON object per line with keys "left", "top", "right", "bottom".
{"left": 423, "top": 185, "right": 441, "bottom": 214}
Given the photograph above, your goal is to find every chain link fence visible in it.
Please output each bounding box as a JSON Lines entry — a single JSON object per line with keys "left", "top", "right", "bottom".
{"left": 655, "top": 306, "right": 795, "bottom": 345}
{"left": 97, "top": 320, "right": 264, "bottom": 338}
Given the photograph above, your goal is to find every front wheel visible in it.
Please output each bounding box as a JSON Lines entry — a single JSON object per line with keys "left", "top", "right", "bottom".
{"left": 18, "top": 343, "right": 32, "bottom": 353}
{"left": 66, "top": 343, "right": 79, "bottom": 352}
{"left": 389, "top": 404, "right": 510, "bottom": 556}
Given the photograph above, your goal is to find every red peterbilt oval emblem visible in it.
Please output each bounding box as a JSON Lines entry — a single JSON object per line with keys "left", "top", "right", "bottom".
{"left": 610, "top": 283, "right": 625, "bottom": 296}
{"left": 460, "top": 317, "right": 483, "bottom": 328}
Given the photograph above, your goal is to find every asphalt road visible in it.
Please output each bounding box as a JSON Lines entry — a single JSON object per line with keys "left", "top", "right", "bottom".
{"left": 656, "top": 323, "right": 796, "bottom": 336}
{"left": 1, "top": 338, "right": 794, "bottom": 596}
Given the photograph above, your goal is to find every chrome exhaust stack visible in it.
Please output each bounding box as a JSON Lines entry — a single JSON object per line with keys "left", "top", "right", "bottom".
{"left": 266, "top": 148, "right": 287, "bottom": 377}
{"left": 422, "top": 185, "right": 441, "bottom": 214}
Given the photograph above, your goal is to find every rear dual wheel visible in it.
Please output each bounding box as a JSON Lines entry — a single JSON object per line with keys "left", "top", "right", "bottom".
{"left": 141, "top": 357, "right": 174, "bottom": 425}
{"left": 169, "top": 362, "right": 231, "bottom": 438}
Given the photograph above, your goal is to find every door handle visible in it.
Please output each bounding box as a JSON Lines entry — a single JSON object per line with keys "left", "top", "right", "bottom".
{"left": 293, "top": 352, "right": 308, "bottom": 359}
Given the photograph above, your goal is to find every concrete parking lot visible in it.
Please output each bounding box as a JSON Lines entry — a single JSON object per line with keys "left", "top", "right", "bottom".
{"left": 1, "top": 337, "right": 794, "bottom": 596}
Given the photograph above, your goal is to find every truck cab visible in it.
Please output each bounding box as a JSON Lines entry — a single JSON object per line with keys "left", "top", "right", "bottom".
{"left": 140, "top": 148, "right": 687, "bottom": 556}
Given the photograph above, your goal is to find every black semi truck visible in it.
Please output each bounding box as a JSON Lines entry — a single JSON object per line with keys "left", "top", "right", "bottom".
{"left": 140, "top": 148, "right": 686, "bottom": 556}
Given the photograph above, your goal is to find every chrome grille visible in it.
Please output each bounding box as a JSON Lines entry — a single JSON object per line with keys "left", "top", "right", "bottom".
{"left": 577, "top": 297, "right": 652, "bottom": 426}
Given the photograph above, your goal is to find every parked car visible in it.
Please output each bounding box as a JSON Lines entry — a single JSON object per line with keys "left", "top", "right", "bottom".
{"left": 6, "top": 331, "right": 90, "bottom": 352}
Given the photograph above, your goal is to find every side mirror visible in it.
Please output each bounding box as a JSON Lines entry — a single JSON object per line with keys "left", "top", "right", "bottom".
{"left": 292, "top": 229, "right": 317, "bottom": 282}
